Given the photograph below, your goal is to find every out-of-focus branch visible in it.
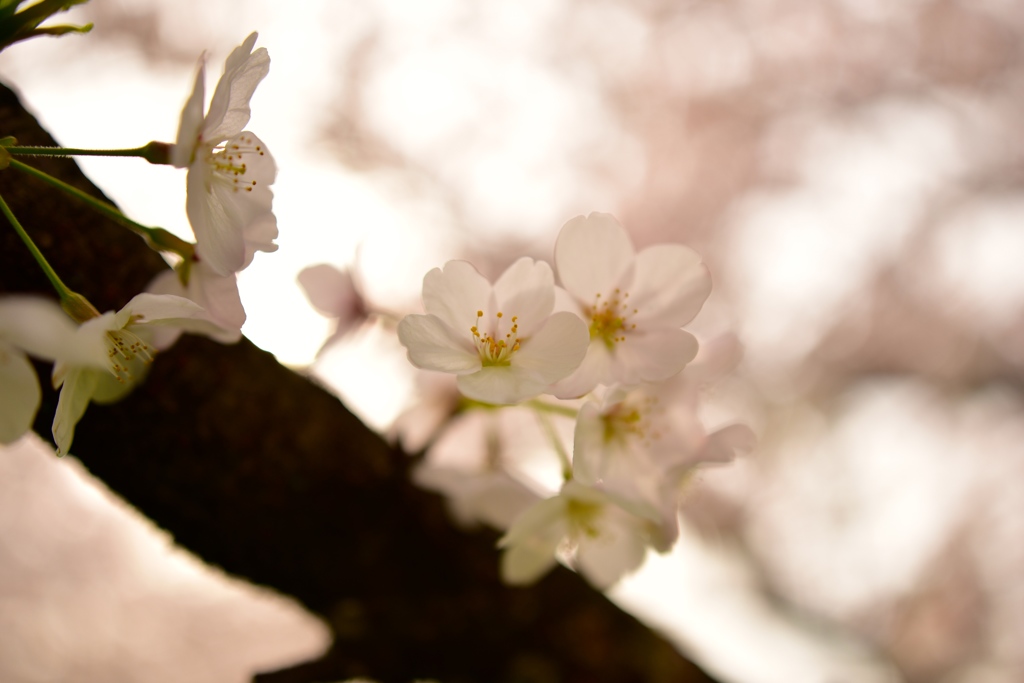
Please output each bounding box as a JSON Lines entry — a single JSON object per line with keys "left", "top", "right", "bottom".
{"left": 0, "top": 83, "right": 717, "bottom": 683}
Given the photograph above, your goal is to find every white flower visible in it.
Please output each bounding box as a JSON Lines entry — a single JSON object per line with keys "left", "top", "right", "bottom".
{"left": 0, "top": 297, "right": 107, "bottom": 445}
{"left": 498, "top": 480, "right": 665, "bottom": 588}
{"left": 172, "top": 32, "right": 277, "bottom": 276}
{"left": 146, "top": 259, "right": 245, "bottom": 346}
{"left": 551, "top": 212, "right": 712, "bottom": 398}
{"left": 51, "top": 293, "right": 231, "bottom": 456}
{"left": 298, "top": 263, "right": 370, "bottom": 354}
{"left": 397, "top": 257, "right": 589, "bottom": 405}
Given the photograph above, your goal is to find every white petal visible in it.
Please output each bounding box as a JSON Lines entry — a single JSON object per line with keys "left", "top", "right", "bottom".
{"left": 171, "top": 58, "right": 206, "bottom": 168}
{"left": 0, "top": 296, "right": 104, "bottom": 365}
{"left": 512, "top": 311, "right": 589, "bottom": 385}
{"left": 549, "top": 340, "right": 613, "bottom": 399}
{"left": 629, "top": 245, "right": 711, "bottom": 328}
{"left": 576, "top": 514, "right": 649, "bottom": 589}
{"left": 202, "top": 34, "right": 270, "bottom": 142}
{"left": 499, "top": 497, "right": 569, "bottom": 585}
{"left": 555, "top": 213, "right": 635, "bottom": 301}
{"left": 612, "top": 329, "right": 698, "bottom": 385}
{"left": 187, "top": 161, "right": 247, "bottom": 275}
{"left": 398, "top": 314, "right": 480, "bottom": 373}
{"left": 700, "top": 423, "right": 757, "bottom": 463}
{"left": 421, "top": 260, "right": 492, "bottom": 336}
{"left": 123, "top": 292, "right": 238, "bottom": 345}
{"left": 491, "top": 258, "right": 554, "bottom": 338}
{"left": 52, "top": 366, "right": 99, "bottom": 456}
{"left": 456, "top": 366, "right": 547, "bottom": 405}
{"left": 0, "top": 344, "right": 40, "bottom": 444}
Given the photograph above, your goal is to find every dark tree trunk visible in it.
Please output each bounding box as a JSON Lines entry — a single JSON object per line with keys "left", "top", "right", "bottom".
{"left": 0, "top": 82, "right": 717, "bottom": 683}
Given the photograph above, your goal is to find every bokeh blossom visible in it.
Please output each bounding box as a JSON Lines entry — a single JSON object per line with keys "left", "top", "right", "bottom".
{"left": 298, "top": 263, "right": 371, "bottom": 354}
{"left": 499, "top": 479, "right": 668, "bottom": 588}
{"left": 171, "top": 32, "right": 277, "bottom": 276}
{"left": 397, "top": 257, "right": 589, "bottom": 405}
{"left": 551, "top": 212, "right": 711, "bottom": 398}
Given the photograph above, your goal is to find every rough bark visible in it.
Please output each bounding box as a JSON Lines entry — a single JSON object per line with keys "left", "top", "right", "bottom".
{"left": 0, "top": 82, "right": 717, "bottom": 683}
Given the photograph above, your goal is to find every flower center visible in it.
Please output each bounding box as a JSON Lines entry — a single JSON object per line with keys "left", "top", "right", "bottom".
{"left": 106, "top": 329, "right": 154, "bottom": 383}
{"left": 586, "top": 289, "right": 638, "bottom": 349}
{"left": 566, "top": 498, "right": 603, "bottom": 539}
{"left": 470, "top": 310, "right": 521, "bottom": 367}
{"left": 602, "top": 395, "right": 661, "bottom": 446}
{"left": 206, "top": 135, "right": 266, "bottom": 193}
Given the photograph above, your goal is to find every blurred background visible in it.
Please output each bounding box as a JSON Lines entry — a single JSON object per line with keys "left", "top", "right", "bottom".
{"left": 2, "top": 0, "right": 1024, "bottom": 681}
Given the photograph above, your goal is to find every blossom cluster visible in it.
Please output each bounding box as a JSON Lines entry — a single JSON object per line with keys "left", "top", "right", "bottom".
{"left": 0, "top": 33, "right": 277, "bottom": 455}
{"left": 385, "top": 213, "right": 754, "bottom": 588}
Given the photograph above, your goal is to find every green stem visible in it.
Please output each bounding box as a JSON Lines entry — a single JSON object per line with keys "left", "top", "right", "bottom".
{"left": 7, "top": 158, "right": 193, "bottom": 259}
{"left": 525, "top": 399, "right": 579, "bottom": 419}
{"left": 534, "top": 410, "right": 573, "bottom": 481}
{"left": 3, "top": 140, "right": 172, "bottom": 165}
{"left": 0, "top": 190, "right": 97, "bottom": 320}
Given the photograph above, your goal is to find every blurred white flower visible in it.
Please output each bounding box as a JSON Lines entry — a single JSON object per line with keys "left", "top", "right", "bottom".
{"left": 397, "top": 257, "right": 589, "bottom": 405}
{"left": 51, "top": 293, "right": 232, "bottom": 456}
{"left": 0, "top": 296, "right": 107, "bottom": 445}
{"left": 171, "top": 32, "right": 277, "bottom": 276}
{"left": 498, "top": 479, "right": 666, "bottom": 588}
{"left": 551, "top": 212, "right": 712, "bottom": 398}
{"left": 298, "top": 263, "right": 370, "bottom": 354}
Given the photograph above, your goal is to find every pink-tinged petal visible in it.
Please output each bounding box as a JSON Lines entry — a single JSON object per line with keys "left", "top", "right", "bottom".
{"left": 146, "top": 269, "right": 244, "bottom": 346}
{"left": 202, "top": 33, "right": 270, "bottom": 143}
{"left": 171, "top": 58, "right": 206, "bottom": 168}
{"left": 555, "top": 212, "right": 635, "bottom": 301}
{"left": 51, "top": 366, "right": 99, "bottom": 456}
{"left": 456, "top": 366, "right": 547, "bottom": 405}
{"left": 298, "top": 264, "right": 359, "bottom": 316}
{"left": 0, "top": 345, "right": 40, "bottom": 444}
{"left": 629, "top": 244, "right": 711, "bottom": 328}
{"left": 187, "top": 161, "right": 247, "bottom": 275}
{"left": 699, "top": 423, "right": 757, "bottom": 463}
{"left": 492, "top": 258, "right": 555, "bottom": 338}
{"left": 422, "top": 261, "right": 492, "bottom": 334}
{"left": 612, "top": 328, "right": 698, "bottom": 385}
{"left": 229, "top": 132, "right": 277, "bottom": 189}
{"left": 398, "top": 314, "right": 480, "bottom": 374}
{"left": 512, "top": 311, "right": 589, "bottom": 386}
{"left": 549, "top": 340, "right": 613, "bottom": 399}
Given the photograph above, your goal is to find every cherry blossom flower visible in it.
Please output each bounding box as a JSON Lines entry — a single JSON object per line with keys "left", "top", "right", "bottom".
{"left": 171, "top": 32, "right": 277, "bottom": 276}
{"left": 498, "top": 480, "right": 667, "bottom": 588}
{"left": 51, "top": 293, "right": 232, "bottom": 456}
{"left": 572, "top": 384, "right": 752, "bottom": 550}
{"left": 551, "top": 212, "right": 712, "bottom": 398}
{"left": 298, "top": 263, "right": 370, "bottom": 354}
{"left": 0, "top": 296, "right": 106, "bottom": 445}
{"left": 397, "top": 257, "right": 589, "bottom": 405}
